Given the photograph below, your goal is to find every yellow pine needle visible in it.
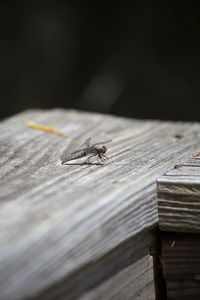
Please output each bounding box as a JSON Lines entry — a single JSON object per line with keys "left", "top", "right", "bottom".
{"left": 26, "top": 121, "right": 68, "bottom": 137}
{"left": 171, "top": 240, "right": 175, "bottom": 248}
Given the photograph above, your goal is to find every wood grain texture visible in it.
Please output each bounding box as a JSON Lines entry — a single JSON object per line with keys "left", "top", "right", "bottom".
{"left": 158, "top": 157, "right": 200, "bottom": 232}
{"left": 161, "top": 232, "right": 200, "bottom": 300}
{"left": 78, "top": 255, "right": 154, "bottom": 300}
{"left": 37, "top": 230, "right": 157, "bottom": 300}
{"left": 1, "top": 108, "right": 200, "bottom": 298}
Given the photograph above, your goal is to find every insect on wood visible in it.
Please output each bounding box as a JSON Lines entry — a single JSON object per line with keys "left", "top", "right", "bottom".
{"left": 61, "top": 138, "right": 112, "bottom": 164}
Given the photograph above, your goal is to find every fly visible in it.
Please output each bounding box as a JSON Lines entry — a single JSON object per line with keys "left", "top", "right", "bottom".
{"left": 61, "top": 138, "right": 111, "bottom": 164}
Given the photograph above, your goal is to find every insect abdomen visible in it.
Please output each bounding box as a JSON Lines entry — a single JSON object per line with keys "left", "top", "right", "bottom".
{"left": 62, "top": 149, "right": 86, "bottom": 163}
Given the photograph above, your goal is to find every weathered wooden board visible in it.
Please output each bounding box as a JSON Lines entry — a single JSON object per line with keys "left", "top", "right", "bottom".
{"left": 158, "top": 157, "right": 200, "bottom": 232}
{"left": 1, "top": 109, "right": 200, "bottom": 298}
{"left": 78, "top": 255, "right": 154, "bottom": 300}
{"left": 37, "top": 230, "right": 157, "bottom": 300}
{"left": 161, "top": 232, "right": 200, "bottom": 300}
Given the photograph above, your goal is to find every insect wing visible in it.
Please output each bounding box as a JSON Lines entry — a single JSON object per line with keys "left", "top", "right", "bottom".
{"left": 70, "top": 138, "right": 91, "bottom": 155}
{"left": 80, "top": 138, "right": 91, "bottom": 148}
{"left": 92, "top": 139, "right": 112, "bottom": 146}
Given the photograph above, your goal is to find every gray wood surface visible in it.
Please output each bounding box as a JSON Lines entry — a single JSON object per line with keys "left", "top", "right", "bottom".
{"left": 78, "top": 255, "right": 154, "bottom": 300}
{"left": 161, "top": 232, "right": 200, "bottom": 300}
{"left": 38, "top": 230, "right": 157, "bottom": 300}
{"left": 158, "top": 157, "right": 200, "bottom": 232}
{"left": 1, "top": 109, "right": 200, "bottom": 299}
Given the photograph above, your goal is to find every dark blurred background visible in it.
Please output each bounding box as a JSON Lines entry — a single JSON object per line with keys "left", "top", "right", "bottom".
{"left": 1, "top": 1, "right": 200, "bottom": 121}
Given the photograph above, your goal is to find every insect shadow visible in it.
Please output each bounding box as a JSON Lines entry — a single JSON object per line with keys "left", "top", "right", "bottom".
{"left": 61, "top": 161, "right": 104, "bottom": 166}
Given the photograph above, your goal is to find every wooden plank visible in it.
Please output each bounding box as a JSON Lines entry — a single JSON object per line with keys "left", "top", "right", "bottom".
{"left": 158, "top": 157, "right": 200, "bottom": 232}
{"left": 37, "top": 230, "right": 157, "bottom": 300}
{"left": 161, "top": 232, "right": 200, "bottom": 300}
{"left": 1, "top": 109, "right": 200, "bottom": 298}
{"left": 78, "top": 255, "right": 154, "bottom": 300}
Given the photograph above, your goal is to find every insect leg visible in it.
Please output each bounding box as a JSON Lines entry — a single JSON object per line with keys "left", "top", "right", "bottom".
{"left": 85, "top": 154, "right": 97, "bottom": 163}
{"left": 98, "top": 154, "right": 106, "bottom": 162}
{"left": 100, "top": 154, "right": 109, "bottom": 162}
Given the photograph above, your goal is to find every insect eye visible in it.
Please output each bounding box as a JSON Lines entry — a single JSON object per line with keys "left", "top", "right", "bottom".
{"left": 101, "top": 146, "right": 107, "bottom": 153}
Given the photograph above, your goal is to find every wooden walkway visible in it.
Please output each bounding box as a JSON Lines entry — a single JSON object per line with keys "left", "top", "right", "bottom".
{"left": 0, "top": 109, "right": 200, "bottom": 299}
